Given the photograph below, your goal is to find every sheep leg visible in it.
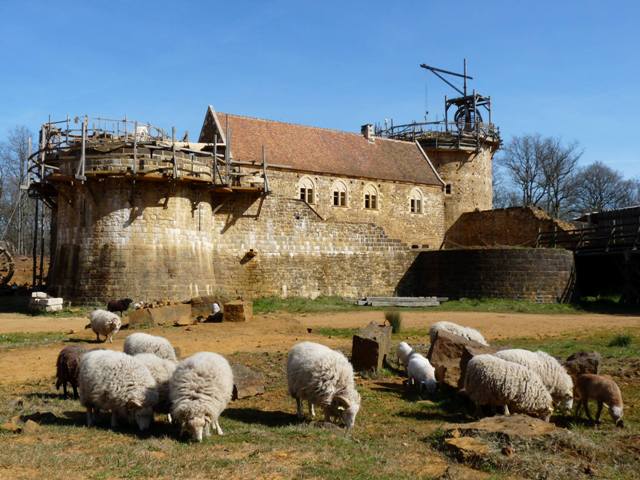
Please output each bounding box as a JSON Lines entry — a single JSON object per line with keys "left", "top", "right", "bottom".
{"left": 203, "top": 421, "right": 211, "bottom": 438}
{"left": 167, "top": 413, "right": 173, "bottom": 424}
{"left": 296, "top": 398, "right": 304, "bottom": 420}
{"left": 215, "top": 420, "right": 224, "bottom": 436}
{"left": 595, "top": 401, "right": 603, "bottom": 424}
{"left": 474, "top": 403, "right": 483, "bottom": 419}
{"left": 72, "top": 384, "right": 78, "bottom": 399}
{"left": 107, "top": 333, "right": 113, "bottom": 343}
{"left": 503, "top": 405, "right": 510, "bottom": 416}
{"left": 86, "top": 408, "right": 95, "bottom": 427}
{"left": 62, "top": 382, "right": 68, "bottom": 399}
{"left": 95, "top": 332, "right": 100, "bottom": 342}
{"left": 308, "top": 402, "right": 316, "bottom": 418}
{"left": 111, "top": 412, "right": 119, "bottom": 429}
{"left": 583, "top": 400, "right": 594, "bottom": 422}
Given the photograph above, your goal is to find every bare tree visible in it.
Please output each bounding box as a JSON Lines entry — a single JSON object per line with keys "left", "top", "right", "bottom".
{"left": 498, "top": 134, "right": 547, "bottom": 207}
{"left": 572, "top": 162, "right": 638, "bottom": 214}
{"left": 539, "top": 137, "right": 582, "bottom": 218}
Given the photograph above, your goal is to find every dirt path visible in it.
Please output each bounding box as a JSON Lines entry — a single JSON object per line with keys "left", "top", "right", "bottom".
{"left": 1, "top": 309, "right": 639, "bottom": 386}
{"left": 299, "top": 310, "right": 640, "bottom": 340}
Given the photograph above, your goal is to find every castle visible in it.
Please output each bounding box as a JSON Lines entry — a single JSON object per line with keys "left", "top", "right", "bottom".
{"left": 37, "top": 102, "right": 499, "bottom": 302}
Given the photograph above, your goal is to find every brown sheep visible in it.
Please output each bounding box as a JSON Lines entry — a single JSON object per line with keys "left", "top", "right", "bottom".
{"left": 55, "top": 345, "right": 88, "bottom": 399}
{"left": 574, "top": 374, "right": 624, "bottom": 427}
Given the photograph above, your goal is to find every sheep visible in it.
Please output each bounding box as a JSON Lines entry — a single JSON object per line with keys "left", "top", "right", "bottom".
{"left": 78, "top": 349, "right": 158, "bottom": 431}
{"left": 169, "top": 352, "right": 234, "bottom": 442}
{"left": 574, "top": 374, "right": 624, "bottom": 427}
{"left": 55, "top": 345, "right": 88, "bottom": 399}
{"left": 287, "top": 341, "right": 361, "bottom": 430}
{"left": 134, "top": 353, "right": 177, "bottom": 421}
{"left": 396, "top": 341, "right": 414, "bottom": 371}
{"left": 86, "top": 309, "right": 121, "bottom": 343}
{"left": 429, "top": 321, "right": 489, "bottom": 346}
{"left": 123, "top": 332, "right": 177, "bottom": 361}
{"left": 406, "top": 353, "right": 437, "bottom": 395}
{"left": 107, "top": 298, "right": 133, "bottom": 315}
{"left": 494, "top": 349, "right": 574, "bottom": 412}
{"left": 464, "top": 354, "right": 553, "bottom": 420}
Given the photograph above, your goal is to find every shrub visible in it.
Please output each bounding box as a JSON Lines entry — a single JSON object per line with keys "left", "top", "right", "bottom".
{"left": 384, "top": 311, "right": 402, "bottom": 333}
{"left": 608, "top": 334, "right": 632, "bottom": 347}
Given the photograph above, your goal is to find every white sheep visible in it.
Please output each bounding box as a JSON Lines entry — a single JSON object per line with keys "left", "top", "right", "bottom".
{"left": 123, "top": 332, "right": 177, "bottom": 361}
{"left": 78, "top": 349, "right": 158, "bottom": 431}
{"left": 494, "top": 349, "right": 573, "bottom": 412}
{"left": 407, "top": 353, "right": 437, "bottom": 395}
{"left": 134, "top": 353, "right": 177, "bottom": 420}
{"left": 396, "top": 341, "right": 413, "bottom": 371}
{"left": 169, "top": 352, "right": 234, "bottom": 442}
{"left": 86, "top": 309, "right": 121, "bottom": 343}
{"left": 464, "top": 354, "right": 553, "bottom": 420}
{"left": 429, "top": 321, "right": 489, "bottom": 346}
{"left": 287, "top": 341, "right": 361, "bottom": 430}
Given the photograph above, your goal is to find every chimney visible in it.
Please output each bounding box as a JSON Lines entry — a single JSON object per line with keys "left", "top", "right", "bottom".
{"left": 361, "top": 124, "right": 375, "bottom": 143}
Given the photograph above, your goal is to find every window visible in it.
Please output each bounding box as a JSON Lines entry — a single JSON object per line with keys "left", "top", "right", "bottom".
{"left": 298, "top": 177, "right": 315, "bottom": 204}
{"left": 363, "top": 184, "right": 378, "bottom": 210}
{"left": 445, "top": 183, "right": 452, "bottom": 195}
{"left": 332, "top": 180, "right": 348, "bottom": 207}
{"left": 409, "top": 188, "right": 423, "bottom": 214}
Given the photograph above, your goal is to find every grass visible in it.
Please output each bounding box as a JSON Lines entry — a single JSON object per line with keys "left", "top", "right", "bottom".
{"left": 384, "top": 311, "right": 402, "bottom": 333}
{"left": 608, "top": 333, "right": 633, "bottom": 348}
{"left": 0, "top": 331, "right": 68, "bottom": 349}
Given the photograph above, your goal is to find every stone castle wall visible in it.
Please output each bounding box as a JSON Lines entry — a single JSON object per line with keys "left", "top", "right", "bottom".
{"left": 423, "top": 147, "right": 494, "bottom": 230}
{"left": 400, "top": 248, "right": 575, "bottom": 303}
{"left": 212, "top": 193, "right": 417, "bottom": 298}
{"left": 49, "top": 180, "right": 217, "bottom": 302}
{"left": 254, "top": 168, "right": 445, "bottom": 249}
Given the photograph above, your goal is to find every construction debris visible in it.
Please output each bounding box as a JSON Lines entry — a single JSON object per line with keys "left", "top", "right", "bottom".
{"left": 28, "top": 292, "right": 63, "bottom": 313}
{"left": 356, "top": 296, "right": 442, "bottom": 307}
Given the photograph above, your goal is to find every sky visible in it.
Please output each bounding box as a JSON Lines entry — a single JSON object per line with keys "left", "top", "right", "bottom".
{"left": 1, "top": 0, "right": 638, "bottom": 176}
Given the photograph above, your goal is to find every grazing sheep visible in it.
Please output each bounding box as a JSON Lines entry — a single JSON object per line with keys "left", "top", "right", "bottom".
{"left": 78, "top": 350, "right": 158, "bottom": 431}
{"left": 494, "top": 349, "right": 574, "bottom": 412}
{"left": 170, "top": 352, "right": 234, "bottom": 442}
{"left": 396, "top": 341, "right": 413, "bottom": 371}
{"left": 107, "top": 298, "right": 133, "bottom": 315}
{"left": 429, "top": 321, "right": 489, "bottom": 346}
{"left": 55, "top": 345, "right": 88, "bottom": 399}
{"left": 134, "top": 353, "right": 177, "bottom": 420}
{"left": 406, "top": 353, "right": 436, "bottom": 395}
{"left": 464, "top": 354, "right": 553, "bottom": 420}
{"left": 86, "top": 309, "right": 121, "bottom": 343}
{"left": 123, "top": 332, "right": 177, "bottom": 361}
{"left": 287, "top": 341, "right": 361, "bottom": 430}
{"left": 574, "top": 374, "right": 624, "bottom": 427}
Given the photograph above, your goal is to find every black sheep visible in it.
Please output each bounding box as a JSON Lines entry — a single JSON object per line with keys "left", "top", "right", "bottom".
{"left": 55, "top": 345, "right": 88, "bottom": 399}
{"left": 107, "top": 298, "right": 133, "bottom": 315}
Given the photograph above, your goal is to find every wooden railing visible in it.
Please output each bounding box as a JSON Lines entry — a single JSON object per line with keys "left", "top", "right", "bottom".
{"left": 536, "top": 219, "right": 640, "bottom": 255}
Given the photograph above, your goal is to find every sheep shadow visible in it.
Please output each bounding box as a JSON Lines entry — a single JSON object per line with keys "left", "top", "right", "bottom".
{"left": 223, "top": 407, "right": 297, "bottom": 427}
{"left": 398, "top": 390, "right": 475, "bottom": 424}
{"left": 21, "top": 410, "right": 86, "bottom": 427}
{"left": 24, "top": 392, "right": 71, "bottom": 400}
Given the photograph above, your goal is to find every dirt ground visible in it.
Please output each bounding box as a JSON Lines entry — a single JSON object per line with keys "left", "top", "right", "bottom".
{"left": 0, "top": 309, "right": 638, "bottom": 386}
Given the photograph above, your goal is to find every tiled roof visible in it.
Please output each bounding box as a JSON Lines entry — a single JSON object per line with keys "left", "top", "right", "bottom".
{"left": 199, "top": 107, "right": 444, "bottom": 186}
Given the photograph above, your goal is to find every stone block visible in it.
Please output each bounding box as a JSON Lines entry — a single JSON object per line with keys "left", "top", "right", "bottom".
{"left": 565, "top": 351, "right": 601, "bottom": 375}
{"left": 31, "top": 291, "right": 47, "bottom": 299}
{"left": 190, "top": 295, "right": 221, "bottom": 318}
{"left": 224, "top": 300, "right": 253, "bottom": 322}
{"left": 427, "top": 330, "right": 492, "bottom": 389}
{"left": 127, "top": 304, "right": 193, "bottom": 328}
{"left": 231, "top": 363, "right": 265, "bottom": 400}
{"left": 351, "top": 322, "right": 392, "bottom": 372}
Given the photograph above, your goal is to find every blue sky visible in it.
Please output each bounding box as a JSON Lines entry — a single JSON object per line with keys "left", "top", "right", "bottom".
{"left": 1, "top": 0, "right": 638, "bottom": 176}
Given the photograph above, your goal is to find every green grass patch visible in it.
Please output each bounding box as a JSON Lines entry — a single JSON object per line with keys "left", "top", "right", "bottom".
{"left": 314, "top": 327, "right": 359, "bottom": 338}
{"left": 608, "top": 333, "right": 633, "bottom": 348}
{"left": 253, "top": 296, "right": 359, "bottom": 314}
{"left": 494, "top": 329, "right": 640, "bottom": 359}
{"left": 0, "top": 331, "right": 67, "bottom": 348}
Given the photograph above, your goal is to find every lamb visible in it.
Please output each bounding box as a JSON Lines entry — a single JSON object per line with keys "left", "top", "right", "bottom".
{"left": 169, "top": 352, "right": 234, "bottom": 442}
{"left": 123, "top": 332, "right": 177, "bottom": 361}
{"left": 429, "top": 321, "right": 489, "bottom": 346}
{"left": 78, "top": 349, "right": 158, "bottom": 431}
{"left": 396, "top": 341, "right": 414, "bottom": 371}
{"left": 464, "top": 354, "right": 553, "bottom": 420}
{"left": 495, "top": 349, "right": 574, "bottom": 411}
{"left": 574, "top": 374, "right": 624, "bottom": 427}
{"left": 86, "top": 309, "right": 121, "bottom": 343}
{"left": 107, "top": 298, "right": 133, "bottom": 315}
{"left": 287, "top": 341, "right": 361, "bottom": 430}
{"left": 406, "top": 353, "right": 436, "bottom": 395}
{"left": 134, "top": 353, "right": 177, "bottom": 420}
{"left": 55, "top": 345, "right": 88, "bottom": 399}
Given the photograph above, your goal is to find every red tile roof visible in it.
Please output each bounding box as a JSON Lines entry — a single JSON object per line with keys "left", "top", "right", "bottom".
{"left": 199, "top": 107, "right": 444, "bottom": 186}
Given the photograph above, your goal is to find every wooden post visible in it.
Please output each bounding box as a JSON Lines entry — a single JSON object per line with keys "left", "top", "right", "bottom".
{"left": 133, "top": 120, "right": 138, "bottom": 176}
{"left": 32, "top": 197, "right": 39, "bottom": 289}
{"left": 212, "top": 133, "right": 218, "bottom": 184}
{"left": 262, "top": 145, "right": 270, "bottom": 193}
{"left": 225, "top": 126, "right": 231, "bottom": 186}
{"left": 172, "top": 126, "right": 178, "bottom": 178}
{"left": 38, "top": 201, "right": 45, "bottom": 286}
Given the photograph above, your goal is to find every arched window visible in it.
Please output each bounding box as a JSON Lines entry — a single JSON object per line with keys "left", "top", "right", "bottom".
{"left": 298, "top": 176, "right": 315, "bottom": 204}
{"left": 363, "top": 184, "right": 378, "bottom": 210}
{"left": 409, "top": 188, "right": 423, "bottom": 214}
{"left": 332, "top": 180, "right": 348, "bottom": 207}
